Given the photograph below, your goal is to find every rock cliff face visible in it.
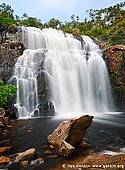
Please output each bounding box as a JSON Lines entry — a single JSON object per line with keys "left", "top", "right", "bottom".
{"left": 0, "top": 49, "right": 19, "bottom": 82}
{"left": 0, "top": 28, "right": 24, "bottom": 82}
{"left": 104, "top": 45, "right": 125, "bottom": 111}
{"left": 0, "top": 48, "right": 21, "bottom": 118}
{"left": 36, "top": 54, "right": 55, "bottom": 116}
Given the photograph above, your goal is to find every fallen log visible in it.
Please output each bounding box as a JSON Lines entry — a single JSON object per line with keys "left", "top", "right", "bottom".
{"left": 48, "top": 115, "right": 93, "bottom": 156}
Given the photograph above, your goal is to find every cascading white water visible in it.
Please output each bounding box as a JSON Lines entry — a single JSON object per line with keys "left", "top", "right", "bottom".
{"left": 14, "top": 50, "right": 43, "bottom": 117}
{"left": 82, "top": 36, "right": 111, "bottom": 113}
{"left": 14, "top": 27, "right": 112, "bottom": 117}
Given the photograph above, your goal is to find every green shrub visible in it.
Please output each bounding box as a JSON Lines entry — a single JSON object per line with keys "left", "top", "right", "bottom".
{"left": 0, "top": 80, "right": 17, "bottom": 107}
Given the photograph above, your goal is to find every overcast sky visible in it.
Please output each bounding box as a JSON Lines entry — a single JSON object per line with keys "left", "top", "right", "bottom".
{"left": 1, "top": 0, "right": 125, "bottom": 23}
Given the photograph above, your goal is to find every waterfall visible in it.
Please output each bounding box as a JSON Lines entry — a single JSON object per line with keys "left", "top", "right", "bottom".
{"left": 14, "top": 27, "right": 112, "bottom": 117}
{"left": 82, "top": 36, "right": 111, "bottom": 113}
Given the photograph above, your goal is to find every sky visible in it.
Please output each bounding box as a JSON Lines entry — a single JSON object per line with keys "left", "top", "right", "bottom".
{"left": 1, "top": 0, "right": 125, "bottom": 23}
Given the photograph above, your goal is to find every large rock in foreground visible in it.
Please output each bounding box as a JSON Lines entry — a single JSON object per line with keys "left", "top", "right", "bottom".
{"left": 48, "top": 115, "right": 93, "bottom": 156}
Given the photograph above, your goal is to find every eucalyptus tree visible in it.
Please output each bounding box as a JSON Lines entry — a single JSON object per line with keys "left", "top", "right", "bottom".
{"left": 46, "top": 18, "right": 61, "bottom": 29}
{"left": 0, "top": 3, "right": 14, "bottom": 18}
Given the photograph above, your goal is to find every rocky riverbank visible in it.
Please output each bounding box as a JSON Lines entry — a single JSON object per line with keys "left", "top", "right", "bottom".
{"left": 52, "top": 152, "right": 125, "bottom": 170}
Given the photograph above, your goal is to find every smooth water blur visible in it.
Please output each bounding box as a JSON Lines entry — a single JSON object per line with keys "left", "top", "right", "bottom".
{"left": 14, "top": 50, "right": 41, "bottom": 117}
{"left": 14, "top": 27, "right": 112, "bottom": 117}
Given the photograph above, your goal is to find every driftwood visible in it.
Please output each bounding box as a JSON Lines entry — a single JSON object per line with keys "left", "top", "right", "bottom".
{"left": 48, "top": 115, "right": 94, "bottom": 156}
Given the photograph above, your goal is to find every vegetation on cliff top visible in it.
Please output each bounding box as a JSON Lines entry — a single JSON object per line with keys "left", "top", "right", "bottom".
{"left": 0, "top": 1, "right": 125, "bottom": 46}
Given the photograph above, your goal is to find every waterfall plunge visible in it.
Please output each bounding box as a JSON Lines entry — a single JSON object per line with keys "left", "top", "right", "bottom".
{"left": 14, "top": 27, "right": 112, "bottom": 117}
